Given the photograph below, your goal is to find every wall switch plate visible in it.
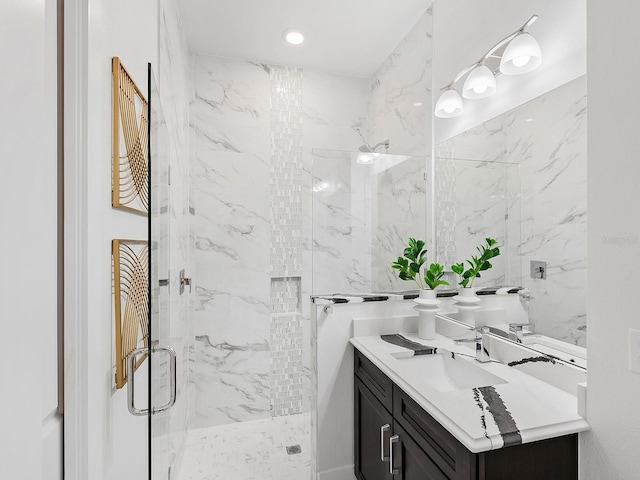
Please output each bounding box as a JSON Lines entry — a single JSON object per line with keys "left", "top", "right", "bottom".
{"left": 577, "top": 382, "right": 587, "bottom": 418}
{"left": 628, "top": 329, "right": 640, "bottom": 373}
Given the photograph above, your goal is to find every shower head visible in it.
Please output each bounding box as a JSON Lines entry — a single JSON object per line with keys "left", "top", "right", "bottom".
{"left": 356, "top": 139, "right": 390, "bottom": 164}
{"left": 358, "top": 140, "right": 390, "bottom": 153}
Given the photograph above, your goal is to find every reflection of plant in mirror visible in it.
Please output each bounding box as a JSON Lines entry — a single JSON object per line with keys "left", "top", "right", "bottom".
{"left": 392, "top": 238, "right": 449, "bottom": 290}
{"left": 451, "top": 237, "right": 500, "bottom": 288}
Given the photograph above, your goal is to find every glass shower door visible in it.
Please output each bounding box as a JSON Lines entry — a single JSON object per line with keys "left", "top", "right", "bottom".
{"left": 148, "top": 64, "right": 177, "bottom": 480}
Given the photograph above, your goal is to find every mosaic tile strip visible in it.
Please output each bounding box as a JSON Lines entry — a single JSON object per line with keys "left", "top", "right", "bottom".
{"left": 435, "top": 155, "right": 457, "bottom": 267}
{"left": 270, "top": 65, "right": 303, "bottom": 278}
{"left": 269, "top": 66, "right": 304, "bottom": 417}
{"left": 270, "top": 312, "right": 303, "bottom": 417}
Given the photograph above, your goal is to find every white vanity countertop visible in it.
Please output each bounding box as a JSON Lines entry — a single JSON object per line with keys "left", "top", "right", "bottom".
{"left": 350, "top": 332, "right": 590, "bottom": 453}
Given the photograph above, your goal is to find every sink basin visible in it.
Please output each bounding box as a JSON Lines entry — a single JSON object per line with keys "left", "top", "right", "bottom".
{"left": 393, "top": 352, "right": 507, "bottom": 392}
{"left": 522, "top": 336, "right": 587, "bottom": 369}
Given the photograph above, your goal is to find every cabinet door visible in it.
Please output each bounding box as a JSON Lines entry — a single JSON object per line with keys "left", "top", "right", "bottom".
{"left": 355, "top": 377, "right": 393, "bottom": 480}
{"left": 391, "top": 422, "right": 451, "bottom": 480}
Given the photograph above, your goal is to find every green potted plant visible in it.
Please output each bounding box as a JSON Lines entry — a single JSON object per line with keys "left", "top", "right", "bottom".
{"left": 391, "top": 238, "right": 448, "bottom": 339}
{"left": 451, "top": 237, "right": 500, "bottom": 289}
{"left": 391, "top": 238, "right": 449, "bottom": 291}
{"left": 450, "top": 237, "right": 501, "bottom": 324}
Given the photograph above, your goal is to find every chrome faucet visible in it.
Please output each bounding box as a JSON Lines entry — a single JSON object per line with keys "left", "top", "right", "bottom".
{"left": 508, "top": 323, "right": 536, "bottom": 343}
{"left": 454, "top": 326, "right": 491, "bottom": 363}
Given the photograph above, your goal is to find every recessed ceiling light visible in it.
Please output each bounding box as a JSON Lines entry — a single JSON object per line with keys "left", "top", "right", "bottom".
{"left": 283, "top": 29, "right": 304, "bottom": 45}
{"left": 413, "top": 102, "right": 423, "bottom": 107}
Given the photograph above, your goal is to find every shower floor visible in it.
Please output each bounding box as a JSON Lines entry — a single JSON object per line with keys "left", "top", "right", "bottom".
{"left": 176, "top": 413, "right": 311, "bottom": 480}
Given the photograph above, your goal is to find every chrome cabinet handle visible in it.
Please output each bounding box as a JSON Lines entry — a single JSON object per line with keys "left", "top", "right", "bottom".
{"left": 389, "top": 434, "right": 400, "bottom": 475}
{"left": 127, "top": 347, "right": 149, "bottom": 416}
{"left": 127, "top": 345, "right": 177, "bottom": 416}
{"left": 380, "top": 424, "right": 390, "bottom": 461}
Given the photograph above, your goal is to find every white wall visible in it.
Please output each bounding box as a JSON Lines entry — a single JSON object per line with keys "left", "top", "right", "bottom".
{"left": 582, "top": 1, "right": 640, "bottom": 478}
{"left": 0, "top": 0, "right": 62, "bottom": 479}
{"left": 64, "top": 0, "right": 158, "bottom": 478}
{"left": 89, "top": 1, "right": 156, "bottom": 478}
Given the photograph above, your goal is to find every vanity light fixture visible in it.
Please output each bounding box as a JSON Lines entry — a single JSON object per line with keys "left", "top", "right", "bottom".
{"left": 435, "top": 15, "right": 542, "bottom": 118}
{"left": 283, "top": 29, "right": 305, "bottom": 45}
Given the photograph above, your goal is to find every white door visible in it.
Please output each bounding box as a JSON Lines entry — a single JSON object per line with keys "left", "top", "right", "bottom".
{"left": 0, "top": 0, "right": 63, "bottom": 479}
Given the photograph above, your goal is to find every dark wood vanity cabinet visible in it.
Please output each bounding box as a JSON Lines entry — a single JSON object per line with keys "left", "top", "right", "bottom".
{"left": 354, "top": 349, "right": 578, "bottom": 480}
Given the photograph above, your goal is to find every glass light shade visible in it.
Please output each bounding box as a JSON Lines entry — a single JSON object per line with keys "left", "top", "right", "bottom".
{"left": 462, "top": 65, "right": 497, "bottom": 99}
{"left": 500, "top": 33, "right": 542, "bottom": 75}
{"left": 283, "top": 30, "right": 304, "bottom": 45}
{"left": 435, "top": 89, "right": 464, "bottom": 118}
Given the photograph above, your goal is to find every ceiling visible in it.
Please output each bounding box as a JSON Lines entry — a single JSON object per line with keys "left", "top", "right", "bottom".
{"left": 177, "top": 0, "right": 430, "bottom": 77}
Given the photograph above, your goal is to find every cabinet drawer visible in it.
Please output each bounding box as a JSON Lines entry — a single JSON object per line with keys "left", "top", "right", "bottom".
{"left": 393, "top": 385, "right": 475, "bottom": 480}
{"left": 355, "top": 349, "right": 393, "bottom": 412}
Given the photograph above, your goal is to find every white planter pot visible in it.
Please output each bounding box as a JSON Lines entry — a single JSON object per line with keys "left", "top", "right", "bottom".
{"left": 453, "top": 287, "right": 481, "bottom": 326}
{"left": 413, "top": 289, "right": 440, "bottom": 340}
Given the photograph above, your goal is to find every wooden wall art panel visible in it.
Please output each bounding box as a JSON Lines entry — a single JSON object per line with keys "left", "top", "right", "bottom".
{"left": 113, "top": 239, "right": 149, "bottom": 389}
{"left": 112, "top": 57, "right": 149, "bottom": 215}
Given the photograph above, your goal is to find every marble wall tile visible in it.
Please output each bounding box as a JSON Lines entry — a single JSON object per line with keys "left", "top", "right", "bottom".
{"left": 193, "top": 332, "right": 271, "bottom": 427}
{"left": 190, "top": 8, "right": 434, "bottom": 429}
{"left": 451, "top": 159, "right": 517, "bottom": 286}
{"left": 192, "top": 54, "right": 273, "bottom": 428}
{"left": 301, "top": 72, "right": 371, "bottom": 302}
{"left": 191, "top": 54, "right": 372, "bottom": 427}
{"left": 369, "top": 8, "right": 432, "bottom": 290}
{"left": 370, "top": 8, "right": 433, "bottom": 157}
{"left": 192, "top": 56, "right": 271, "bottom": 156}
{"left": 301, "top": 72, "right": 371, "bottom": 405}
{"left": 302, "top": 70, "right": 369, "bottom": 133}
{"left": 371, "top": 155, "right": 428, "bottom": 292}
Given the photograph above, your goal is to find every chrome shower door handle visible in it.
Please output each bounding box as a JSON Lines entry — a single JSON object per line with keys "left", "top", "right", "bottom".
{"left": 380, "top": 424, "right": 390, "bottom": 461}
{"left": 127, "top": 345, "right": 177, "bottom": 416}
{"left": 127, "top": 347, "right": 149, "bottom": 416}
{"left": 389, "top": 434, "right": 400, "bottom": 475}
{"left": 152, "top": 346, "right": 177, "bottom": 414}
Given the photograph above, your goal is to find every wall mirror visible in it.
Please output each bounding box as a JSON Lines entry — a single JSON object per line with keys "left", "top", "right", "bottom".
{"left": 432, "top": 0, "right": 587, "bottom": 350}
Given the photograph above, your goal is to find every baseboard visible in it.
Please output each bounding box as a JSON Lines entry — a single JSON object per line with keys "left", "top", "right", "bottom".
{"left": 318, "top": 464, "right": 357, "bottom": 480}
